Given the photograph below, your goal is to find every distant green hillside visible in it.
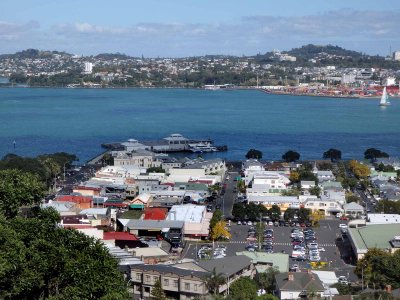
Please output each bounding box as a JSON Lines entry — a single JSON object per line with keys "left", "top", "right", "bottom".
{"left": 287, "top": 44, "right": 363, "bottom": 59}
{"left": 0, "top": 49, "right": 71, "bottom": 59}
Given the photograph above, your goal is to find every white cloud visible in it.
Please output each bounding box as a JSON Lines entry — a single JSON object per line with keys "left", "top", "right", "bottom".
{"left": 0, "top": 9, "right": 399, "bottom": 56}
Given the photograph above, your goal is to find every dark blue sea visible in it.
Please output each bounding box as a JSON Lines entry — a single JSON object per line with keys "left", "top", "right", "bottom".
{"left": 0, "top": 88, "right": 399, "bottom": 162}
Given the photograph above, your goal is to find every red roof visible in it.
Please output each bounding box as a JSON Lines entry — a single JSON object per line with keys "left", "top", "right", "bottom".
{"left": 143, "top": 208, "right": 167, "bottom": 220}
{"left": 103, "top": 202, "right": 128, "bottom": 207}
{"left": 103, "top": 232, "right": 139, "bottom": 241}
{"left": 57, "top": 195, "right": 93, "bottom": 204}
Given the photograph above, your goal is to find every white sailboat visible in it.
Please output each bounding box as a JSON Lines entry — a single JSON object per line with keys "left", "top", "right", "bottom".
{"left": 379, "top": 87, "right": 391, "bottom": 106}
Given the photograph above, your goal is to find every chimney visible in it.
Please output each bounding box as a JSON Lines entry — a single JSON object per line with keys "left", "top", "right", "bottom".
{"left": 288, "top": 273, "right": 294, "bottom": 281}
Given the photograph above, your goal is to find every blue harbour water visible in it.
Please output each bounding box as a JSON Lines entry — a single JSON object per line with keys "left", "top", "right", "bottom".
{"left": 0, "top": 88, "right": 399, "bottom": 162}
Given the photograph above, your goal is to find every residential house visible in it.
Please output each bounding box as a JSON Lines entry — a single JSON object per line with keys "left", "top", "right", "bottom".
{"left": 275, "top": 272, "right": 325, "bottom": 300}
{"left": 300, "top": 181, "right": 316, "bottom": 190}
{"left": 130, "top": 193, "right": 153, "bottom": 210}
{"left": 343, "top": 202, "right": 364, "bottom": 217}
{"left": 236, "top": 251, "right": 289, "bottom": 273}
{"left": 57, "top": 195, "right": 93, "bottom": 209}
{"left": 315, "top": 170, "right": 335, "bottom": 183}
{"left": 130, "top": 264, "right": 208, "bottom": 300}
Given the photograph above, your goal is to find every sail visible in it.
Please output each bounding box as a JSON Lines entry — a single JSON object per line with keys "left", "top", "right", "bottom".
{"left": 379, "top": 87, "right": 390, "bottom": 106}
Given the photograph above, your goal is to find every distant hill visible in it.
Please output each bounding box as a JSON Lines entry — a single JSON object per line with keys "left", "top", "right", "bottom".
{"left": 95, "top": 53, "right": 133, "bottom": 60}
{"left": 0, "top": 49, "right": 72, "bottom": 59}
{"left": 286, "top": 44, "right": 364, "bottom": 60}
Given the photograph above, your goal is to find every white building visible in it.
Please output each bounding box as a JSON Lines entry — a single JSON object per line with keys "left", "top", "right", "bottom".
{"left": 113, "top": 150, "right": 161, "bottom": 169}
{"left": 302, "top": 198, "right": 342, "bottom": 216}
{"left": 247, "top": 195, "right": 300, "bottom": 211}
{"left": 84, "top": 62, "right": 93, "bottom": 74}
{"left": 167, "top": 205, "right": 211, "bottom": 238}
{"left": 393, "top": 50, "right": 400, "bottom": 61}
{"left": 246, "top": 172, "right": 290, "bottom": 196}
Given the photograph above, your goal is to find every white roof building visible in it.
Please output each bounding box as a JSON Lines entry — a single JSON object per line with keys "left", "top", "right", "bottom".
{"left": 367, "top": 213, "right": 400, "bottom": 224}
{"left": 167, "top": 205, "right": 211, "bottom": 237}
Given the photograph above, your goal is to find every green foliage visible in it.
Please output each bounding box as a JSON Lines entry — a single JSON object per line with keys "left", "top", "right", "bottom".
{"left": 204, "top": 268, "right": 226, "bottom": 295}
{"left": 345, "top": 193, "right": 361, "bottom": 203}
{"left": 151, "top": 279, "right": 166, "bottom": 300}
{"left": 309, "top": 186, "right": 321, "bottom": 197}
{"left": 375, "top": 200, "right": 400, "bottom": 214}
{"left": 257, "top": 294, "right": 279, "bottom": 300}
{"left": 355, "top": 248, "right": 400, "bottom": 289}
{"left": 375, "top": 163, "right": 395, "bottom": 172}
{"left": 323, "top": 148, "right": 342, "bottom": 161}
{"left": 210, "top": 209, "right": 223, "bottom": 229}
{"left": 281, "top": 188, "right": 300, "bottom": 196}
{"left": 232, "top": 203, "right": 270, "bottom": 221}
{"left": 0, "top": 152, "right": 78, "bottom": 188}
{"left": 282, "top": 150, "right": 300, "bottom": 162}
{"left": 269, "top": 205, "right": 281, "bottom": 221}
{"left": 229, "top": 276, "right": 258, "bottom": 300}
{"left": 255, "top": 267, "right": 279, "bottom": 293}
{"left": 245, "top": 149, "right": 263, "bottom": 160}
{"left": 0, "top": 210, "right": 129, "bottom": 299}
{"left": 364, "top": 148, "right": 389, "bottom": 161}
{"left": 147, "top": 166, "right": 165, "bottom": 173}
{"left": 0, "top": 169, "right": 45, "bottom": 219}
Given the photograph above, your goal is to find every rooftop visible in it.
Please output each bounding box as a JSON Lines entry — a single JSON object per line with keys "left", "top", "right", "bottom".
{"left": 275, "top": 272, "right": 325, "bottom": 292}
{"left": 236, "top": 251, "right": 289, "bottom": 273}
{"left": 349, "top": 224, "right": 400, "bottom": 253}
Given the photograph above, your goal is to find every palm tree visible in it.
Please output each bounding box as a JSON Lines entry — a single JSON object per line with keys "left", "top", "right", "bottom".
{"left": 204, "top": 268, "right": 226, "bottom": 295}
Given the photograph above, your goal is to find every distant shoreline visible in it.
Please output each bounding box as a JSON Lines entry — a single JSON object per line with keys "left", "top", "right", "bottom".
{"left": 1, "top": 85, "right": 399, "bottom": 100}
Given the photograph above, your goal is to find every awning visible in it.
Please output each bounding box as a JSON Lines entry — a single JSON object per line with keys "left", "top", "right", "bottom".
{"left": 129, "top": 204, "right": 144, "bottom": 209}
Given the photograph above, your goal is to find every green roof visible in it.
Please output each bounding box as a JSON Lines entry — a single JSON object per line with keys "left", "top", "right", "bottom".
{"left": 370, "top": 171, "right": 397, "bottom": 178}
{"left": 321, "top": 181, "right": 342, "bottom": 188}
{"left": 236, "top": 251, "right": 289, "bottom": 273}
{"left": 175, "top": 182, "right": 209, "bottom": 191}
{"left": 349, "top": 224, "right": 400, "bottom": 253}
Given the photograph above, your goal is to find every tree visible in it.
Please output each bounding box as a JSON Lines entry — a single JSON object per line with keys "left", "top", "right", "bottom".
{"left": 349, "top": 160, "right": 370, "bottom": 178}
{"left": 147, "top": 166, "right": 165, "bottom": 173}
{"left": 210, "top": 209, "right": 223, "bottom": 229}
{"left": 210, "top": 220, "right": 231, "bottom": 241}
{"left": 282, "top": 150, "right": 300, "bottom": 162}
{"left": 255, "top": 267, "right": 279, "bottom": 293}
{"left": 289, "top": 171, "right": 300, "bottom": 183}
{"left": 323, "top": 148, "right": 342, "bottom": 161}
{"left": 310, "top": 210, "right": 324, "bottom": 226}
{"left": 364, "top": 148, "right": 389, "bottom": 161}
{"left": 229, "top": 276, "right": 258, "bottom": 300}
{"left": 0, "top": 169, "right": 45, "bottom": 219}
{"left": 151, "top": 279, "right": 166, "bottom": 300}
{"left": 345, "top": 193, "right": 361, "bottom": 203}
{"left": 269, "top": 205, "right": 281, "bottom": 221}
{"left": 283, "top": 208, "right": 296, "bottom": 221}
{"left": 232, "top": 203, "right": 246, "bottom": 220}
{"left": 309, "top": 186, "right": 321, "bottom": 197}
{"left": 298, "top": 208, "right": 311, "bottom": 221}
{"left": 245, "top": 149, "right": 263, "bottom": 160}
{"left": 0, "top": 209, "right": 129, "bottom": 299}
{"left": 204, "top": 268, "right": 226, "bottom": 295}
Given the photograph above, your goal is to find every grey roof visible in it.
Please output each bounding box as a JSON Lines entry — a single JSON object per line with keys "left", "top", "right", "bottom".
{"left": 126, "top": 219, "right": 184, "bottom": 230}
{"left": 276, "top": 272, "right": 325, "bottom": 292}
{"left": 131, "top": 264, "right": 207, "bottom": 278}
{"left": 197, "top": 255, "right": 252, "bottom": 277}
{"left": 343, "top": 202, "right": 364, "bottom": 211}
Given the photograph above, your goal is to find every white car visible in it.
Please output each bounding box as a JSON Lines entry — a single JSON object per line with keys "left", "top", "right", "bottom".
{"left": 237, "top": 221, "right": 242, "bottom": 225}
{"left": 318, "top": 247, "right": 326, "bottom": 252}
{"left": 338, "top": 276, "right": 348, "bottom": 284}
{"left": 247, "top": 221, "right": 253, "bottom": 226}
{"left": 308, "top": 242, "right": 318, "bottom": 250}
{"left": 339, "top": 224, "right": 348, "bottom": 229}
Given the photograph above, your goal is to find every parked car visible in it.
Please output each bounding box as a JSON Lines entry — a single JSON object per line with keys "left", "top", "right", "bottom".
{"left": 237, "top": 220, "right": 242, "bottom": 225}
{"left": 338, "top": 276, "right": 348, "bottom": 285}
{"left": 339, "top": 224, "right": 348, "bottom": 229}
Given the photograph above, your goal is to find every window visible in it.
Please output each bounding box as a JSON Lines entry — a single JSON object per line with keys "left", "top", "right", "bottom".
{"left": 153, "top": 276, "right": 158, "bottom": 283}
{"left": 194, "top": 284, "right": 198, "bottom": 291}
{"left": 163, "top": 279, "right": 169, "bottom": 286}
{"left": 309, "top": 202, "right": 314, "bottom": 206}
{"left": 145, "top": 275, "right": 150, "bottom": 283}
{"left": 174, "top": 280, "right": 179, "bottom": 287}
{"left": 185, "top": 283, "right": 190, "bottom": 290}
{"left": 136, "top": 273, "right": 141, "bottom": 281}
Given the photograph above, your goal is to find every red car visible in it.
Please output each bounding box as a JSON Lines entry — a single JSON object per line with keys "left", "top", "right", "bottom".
{"left": 340, "top": 216, "right": 349, "bottom": 221}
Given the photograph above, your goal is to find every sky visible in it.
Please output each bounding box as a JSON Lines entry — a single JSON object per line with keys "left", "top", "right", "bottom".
{"left": 1, "top": 0, "right": 400, "bottom": 57}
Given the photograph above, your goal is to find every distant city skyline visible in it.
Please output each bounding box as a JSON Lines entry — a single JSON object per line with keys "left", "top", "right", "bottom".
{"left": 1, "top": 0, "right": 400, "bottom": 57}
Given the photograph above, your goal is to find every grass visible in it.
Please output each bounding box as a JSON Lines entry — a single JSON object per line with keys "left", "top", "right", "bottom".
{"left": 120, "top": 210, "right": 143, "bottom": 219}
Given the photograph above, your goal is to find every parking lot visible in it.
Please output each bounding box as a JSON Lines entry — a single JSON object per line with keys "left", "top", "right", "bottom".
{"left": 183, "top": 218, "right": 357, "bottom": 281}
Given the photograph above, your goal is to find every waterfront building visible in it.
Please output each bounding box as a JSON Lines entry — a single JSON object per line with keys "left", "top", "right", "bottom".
{"left": 113, "top": 150, "right": 162, "bottom": 169}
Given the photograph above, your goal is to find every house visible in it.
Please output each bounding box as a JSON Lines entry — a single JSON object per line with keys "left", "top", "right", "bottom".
{"left": 302, "top": 198, "right": 342, "bottom": 216}
{"left": 113, "top": 149, "right": 162, "bottom": 169}
{"left": 275, "top": 272, "right": 325, "bottom": 300}
{"left": 343, "top": 202, "right": 364, "bottom": 217}
{"left": 41, "top": 201, "right": 78, "bottom": 216}
{"left": 130, "top": 264, "right": 208, "bottom": 300}
{"left": 130, "top": 193, "right": 153, "bottom": 210}
{"left": 242, "top": 159, "right": 264, "bottom": 172}
{"left": 166, "top": 205, "right": 211, "bottom": 239}
{"left": 126, "top": 219, "right": 184, "bottom": 247}
{"left": 56, "top": 195, "right": 93, "bottom": 209}
{"left": 73, "top": 185, "right": 102, "bottom": 197}
{"left": 316, "top": 171, "right": 335, "bottom": 183}
{"left": 320, "top": 181, "right": 343, "bottom": 192}
{"left": 103, "top": 231, "right": 143, "bottom": 249}
{"left": 247, "top": 195, "right": 301, "bottom": 211}
{"left": 300, "top": 181, "right": 316, "bottom": 190}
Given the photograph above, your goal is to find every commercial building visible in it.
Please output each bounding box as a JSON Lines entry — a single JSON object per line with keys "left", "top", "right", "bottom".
{"left": 348, "top": 224, "right": 400, "bottom": 259}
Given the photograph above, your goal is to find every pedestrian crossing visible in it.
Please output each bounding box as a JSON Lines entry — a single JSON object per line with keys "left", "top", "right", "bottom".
{"left": 229, "top": 241, "right": 336, "bottom": 247}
